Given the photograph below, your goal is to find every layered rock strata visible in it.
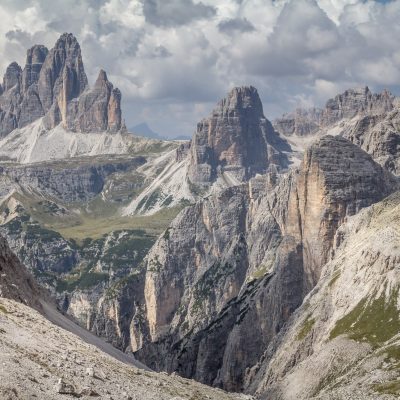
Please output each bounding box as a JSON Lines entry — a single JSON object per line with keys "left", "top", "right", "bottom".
{"left": 187, "top": 86, "right": 289, "bottom": 186}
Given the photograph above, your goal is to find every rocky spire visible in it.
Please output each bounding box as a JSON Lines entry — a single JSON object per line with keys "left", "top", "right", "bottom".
{"left": 22, "top": 45, "right": 49, "bottom": 92}
{"left": 38, "top": 33, "right": 88, "bottom": 113}
{"left": 187, "top": 86, "right": 289, "bottom": 185}
{"left": 2, "top": 62, "right": 22, "bottom": 92}
{"left": 66, "top": 69, "right": 122, "bottom": 132}
{"left": 0, "top": 33, "right": 123, "bottom": 136}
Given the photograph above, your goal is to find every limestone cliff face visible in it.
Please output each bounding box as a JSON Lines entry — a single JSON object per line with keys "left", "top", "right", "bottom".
{"left": 274, "top": 87, "right": 400, "bottom": 176}
{"left": 274, "top": 87, "right": 395, "bottom": 137}
{"left": 251, "top": 192, "right": 400, "bottom": 400}
{"left": 67, "top": 70, "right": 122, "bottom": 132}
{"left": 130, "top": 136, "right": 397, "bottom": 391}
{"left": 342, "top": 108, "right": 400, "bottom": 175}
{"left": 0, "top": 33, "right": 123, "bottom": 137}
{"left": 0, "top": 234, "right": 42, "bottom": 310}
{"left": 187, "top": 86, "right": 289, "bottom": 186}
{"left": 285, "top": 135, "right": 396, "bottom": 289}
{"left": 0, "top": 157, "right": 145, "bottom": 203}
{"left": 274, "top": 108, "right": 323, "bottom": 137}
{"left": 322, "top": 86, "right": 394, "bottom": 126}
{"left": 39, "top": 33, "right": 88, "bottom": 128}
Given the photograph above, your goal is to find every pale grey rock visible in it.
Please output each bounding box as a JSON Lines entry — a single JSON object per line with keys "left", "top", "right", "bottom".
{"left": 342, "top": 109, "right": 400, "bottom": 175}
{"left": 251, "top": 192, "right": 400, "bottom": 400}
{"left": 274, "top": 107, "right": 323, "bottom": 137}
{"left": 322, "top": 86, "right": 394, "bottom": 125}
{"left": 274, "top": 87, "right": 395, "bottom": 137}
{"left": 21, "top": 45, "right": 49, "bottom": 93}
{"left": 38, "top": 33, "right": 87, "bottom": 116}
{"left": 0, "top": 156, "right": 145, "bottom": 203}
{"left": 0, "top": 33, "right": 123, "bottom": 137}
{"left": 129, "top": 136, "right": 397, "bottom": 391}
{"left": 274, "top": 87, "right": 400, "bottom": 176}
{"left": 0, "top": 298, "right": 248, "bottom": 400}
{"left": 187, "top": 86, "right": 289, "bottom": 186}
{"left": 0, "top": 233, "right": 42, "bottom": 310}
{"left": 55, "top": 378, "right": 77, "bottom": 395}
{"left": 67, "top": 69, "right": 122, "bottom": 132}
{"left": 2, "top": 62, "right": 22, "bottom": 92}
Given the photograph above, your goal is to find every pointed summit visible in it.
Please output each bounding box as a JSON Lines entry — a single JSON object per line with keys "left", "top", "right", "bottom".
{"left": 22, "top": 45, "right": 48, "bottom": 92}
{"left": 0, "top": 32, "right": 123, "bottom": 136}
{"left": 39, "top": 32, "right": 88, "bottom": 118}
{"left": 2, "top": 62, "right": 22, "bottom": 92}
{"left": 95, "top": 69, "right": 109, "bottom": 85}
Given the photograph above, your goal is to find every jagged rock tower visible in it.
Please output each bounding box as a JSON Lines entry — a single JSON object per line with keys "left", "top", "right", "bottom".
{"left": 187, "top": 86, "right": 289, "bottom": 186}
{"left": 0, "top": 33, "right": 122, "bottom": 138}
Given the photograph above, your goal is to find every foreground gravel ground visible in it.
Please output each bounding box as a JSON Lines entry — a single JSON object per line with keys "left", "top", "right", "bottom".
{"left": 0, "top": 298, "right": 252, "bottom": 400}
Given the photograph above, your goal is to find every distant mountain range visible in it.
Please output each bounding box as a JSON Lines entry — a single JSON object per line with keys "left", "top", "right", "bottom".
{"left": 130, "top": 122, "right": 191, "bottom": 141}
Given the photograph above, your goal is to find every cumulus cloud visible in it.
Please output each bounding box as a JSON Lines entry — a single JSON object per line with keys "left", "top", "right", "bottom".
{"left": 0, "top": 0, "right": 399, "bottom": 136}
{"left": 141, "top": 0, "right": 216, "bottom": 27}
{"left": 218, "top": 17, "right": 255, "bottom": 33}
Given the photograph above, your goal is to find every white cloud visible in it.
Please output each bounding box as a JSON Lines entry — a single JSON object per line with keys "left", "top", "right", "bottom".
{"left": 0, "top": 0, "right": 399, "bottom": 136}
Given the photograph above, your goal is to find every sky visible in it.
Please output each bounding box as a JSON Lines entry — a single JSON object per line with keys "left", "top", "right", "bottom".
{"left": 0, "top": 0, "right": 399, "bottom": 137}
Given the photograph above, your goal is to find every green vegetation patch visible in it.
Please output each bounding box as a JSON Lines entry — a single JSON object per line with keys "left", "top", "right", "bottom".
{"left": 56, "top": 269, "right": 108, "bottom": 292}
{"left": 0, "top": 304, "right": 9, "bottom": 314}
{"left": 101, "top": 231, "right": 155, "bottom": 270}
{"left": 330, "top": 290, "right": 400, "bottom": 346}
{"left": 297, "top": 315, "right": 315, "bottom": 340}
{"left": 372, "top": 380, "right": 400, "bottom": 395}
{"left": 105, "top": 272, "right": 141, "bottom": 300}
{"left": 192, "top": 262, "right": 235, "bottom": 313}
{"left": 328, "top": 270, "right": 341, "bottom": 288}
{"left": 54, "top": 205, "right": 183, "bottom": 242}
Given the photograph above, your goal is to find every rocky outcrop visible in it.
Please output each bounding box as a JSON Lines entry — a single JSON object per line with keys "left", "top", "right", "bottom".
{"left": 274, "top": 87, "right": 395, "bottom": 137}
{"left": 129, "top": 135, "right": 397, "bottom": 391}
{"left": 0, "top": 234, "right": 42, "bottom": 310}
{"left": 322, "top": 86, "right": 394, "bottom": 126}
{"left": 0, "top": 156, "right": 145, "bottom": 203}
{"left": 342, "top": 109, "right": 400, "bottom": 175}
{"left": 274, "top": 87, "right": 400, "bottom": 177}
{"left": 39, "top": 33, "right": 88, "bottom": 129}
{"left": 21, "top": 45, "right": 49, "bottom": 92}
{"left": 284, "top": 135, "right": 396, "bottom": 289}
{"left": 67, "top": 70, "right": 122, "bottom": 132}
{"left": 274, "top": 108, "right": 323, "bottom": 137}
{"left": 2, "top": 62, "right": 22, "bottom": 92}
{"left": 273, "top": 86, "right": 396, "bottom": 136}
{"left": 187, "top": 86, "right": 289, "bottom": 186}
{"left": 251, "top": 192, "right": 400, "bottom": 399}
{"left": 0, "top": 33, "right": 123, "bottom": 137}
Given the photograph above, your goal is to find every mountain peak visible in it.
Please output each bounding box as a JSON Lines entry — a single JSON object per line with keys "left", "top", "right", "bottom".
{"left": 0, "top": 33, "right": 123, "bottom": 136}
{"left": 55, "top": 32, "right": 81, "bottom": 49}
{"left": 188, "top": 86, "right": 288, "bottom": 185}
{"left": 215, "top": 85, "right": 264, "bottom": 119}
{"left": 3, "top": 62, "right": 22, "bottom": 92}
{"left": 95, "top": 69, "right": 110, "bottom": 87}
